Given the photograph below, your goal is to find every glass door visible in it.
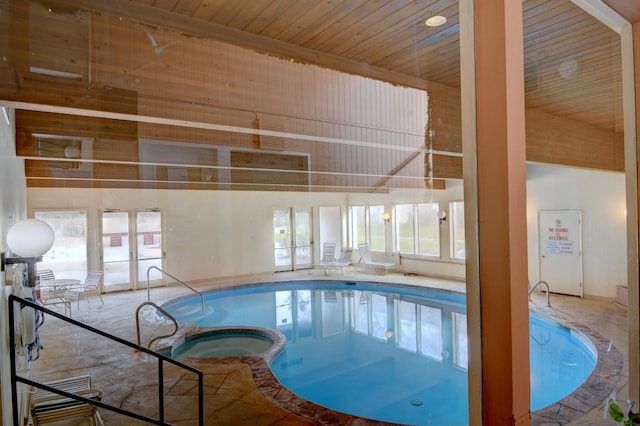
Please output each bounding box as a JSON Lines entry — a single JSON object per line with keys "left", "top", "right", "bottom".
{"left": 273, "top": 209, "right": 292, "bottom": 272}
{"left": 100, "top": 210, "right": 132, "bottom": 292}
{"left": 293, "top": 208, "right": 312, "bottom": 269}
{"left": 35, "top": 210, "right": 88, "bottom": 282}
{"left": 136, "top": 209, "right": 165, "bottom": 289}
{"left": 273, "top": 208, "right": 313, "bottom": 271}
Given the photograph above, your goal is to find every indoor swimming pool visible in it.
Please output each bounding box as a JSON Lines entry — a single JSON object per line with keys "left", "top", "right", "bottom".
{"left": 162, "top": 281, "right": 597, "bottom": 425}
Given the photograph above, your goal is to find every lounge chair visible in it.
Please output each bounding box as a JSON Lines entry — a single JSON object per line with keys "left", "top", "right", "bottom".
{"left": 357, "top": 244, "right": 397, "bottom": 275}
{"left": 313, "top": 242, "right": 337, "bottom": 275}
{"left": 329, "top": 249, "right": 353, "bottom": 275}
{"left": 30, "top": 374, "right": 103, "bottom": 425}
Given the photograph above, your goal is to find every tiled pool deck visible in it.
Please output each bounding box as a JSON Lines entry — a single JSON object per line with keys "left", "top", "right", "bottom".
{"left": 23, "top": 271, "right": 628, "bottom": 425}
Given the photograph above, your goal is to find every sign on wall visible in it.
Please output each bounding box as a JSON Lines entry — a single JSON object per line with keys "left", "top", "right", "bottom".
{"left": 538, "top": 210, "right": 583, "bottom": 297}
{"left": 545, "top": 219, "right": 574, "bottom": 256}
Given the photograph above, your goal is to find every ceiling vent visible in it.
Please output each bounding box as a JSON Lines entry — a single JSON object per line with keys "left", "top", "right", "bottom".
{"left": 258, "top": 119, "right": 285, "bottom": 150}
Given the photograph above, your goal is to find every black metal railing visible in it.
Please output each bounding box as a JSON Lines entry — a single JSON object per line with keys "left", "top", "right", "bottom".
{"left": 8, "top": 294, "right": 204, "bottom": 426}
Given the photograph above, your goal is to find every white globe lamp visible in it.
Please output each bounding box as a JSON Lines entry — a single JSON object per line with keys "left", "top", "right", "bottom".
{"left": 6, "top": 219, "right": 55, "bottom": 257}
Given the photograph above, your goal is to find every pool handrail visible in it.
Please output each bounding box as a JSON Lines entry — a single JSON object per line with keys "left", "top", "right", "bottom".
{"left": 146, "top": 266, "right": 204, "bottom": 316}
{"left": 136, "top": 301, "right": 179, "bottom": 348}
{"left": 528, "top": 280, "right": 551, "bottom": 307}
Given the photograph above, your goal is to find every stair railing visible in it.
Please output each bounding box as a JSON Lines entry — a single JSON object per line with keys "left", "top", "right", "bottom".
{"left": 8, "top": 294, "right": 204, "bottom": 426}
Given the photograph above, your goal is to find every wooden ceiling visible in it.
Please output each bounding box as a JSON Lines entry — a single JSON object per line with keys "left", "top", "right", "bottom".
{"left": 2, "top": 0, "right": 637, "bottom": 191}
{"left": 48, "top": 0, "right": 630, "bottom": 132}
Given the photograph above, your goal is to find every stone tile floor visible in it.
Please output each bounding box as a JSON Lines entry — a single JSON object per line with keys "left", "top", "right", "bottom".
{"left": 21, "top": 270, "right": 628, "bottom": 425}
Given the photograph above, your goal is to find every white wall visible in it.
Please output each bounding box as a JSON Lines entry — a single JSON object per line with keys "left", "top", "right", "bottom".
{"left": 27, "top": 183, "right": 469, "bottom": 284}
{"left": 0, "top": 107, "right": 28, "bottom": 426}
{"left": 526, "top": 163, "right": 627, "bottom": 299}
{"left": 27, "top": 188, "right": 351, "bottom": 284}
{"left": 26, "top": 163, "right": 626, "bottom": 298}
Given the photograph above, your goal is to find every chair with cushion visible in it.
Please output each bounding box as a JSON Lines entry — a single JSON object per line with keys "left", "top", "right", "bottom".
{"left": 64, "top": 272, "right": 104, "bottom": 310}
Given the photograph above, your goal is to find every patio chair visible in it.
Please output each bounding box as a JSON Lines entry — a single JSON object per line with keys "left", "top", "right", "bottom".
{"left": 64, "top": 272, "right": 104, "bottom": 310}
{"left": 37, "top": 269, "right": 55, "bottom": 283}
{"left": 357, "top": 244, "right": 397, "bottom": 275}
{"left": 312, "top": 242, "right": 337, "bottom": 275}
{"left": 36, "top": 270, "right": 72, "bottom": 316}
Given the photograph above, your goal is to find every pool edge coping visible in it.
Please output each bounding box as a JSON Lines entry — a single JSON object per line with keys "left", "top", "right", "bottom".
{"left": 159, "top": 279, "right": 624, "bottom": 425}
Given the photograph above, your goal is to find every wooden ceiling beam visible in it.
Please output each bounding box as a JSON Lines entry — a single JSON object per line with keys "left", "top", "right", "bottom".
{"left": 602, "top": 0, "right": 640, "bottom": 23}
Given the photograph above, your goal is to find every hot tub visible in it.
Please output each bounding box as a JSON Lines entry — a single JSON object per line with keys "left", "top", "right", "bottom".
{"left": 164, "top": 326, "right": 286, "bottom": 363}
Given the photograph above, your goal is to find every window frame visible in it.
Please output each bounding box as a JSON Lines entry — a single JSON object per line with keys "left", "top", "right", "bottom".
{"left": 450, "top": 201, "right": 466, "bottom": 260}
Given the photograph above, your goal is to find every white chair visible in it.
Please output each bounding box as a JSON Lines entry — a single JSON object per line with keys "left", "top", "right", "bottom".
{"left": 357, "top": 244, "right": 397, "bottom": 275}
{"left": 37, "top": 269, "right": 55, "bottom": 283}
{"left": 312, "top": 242, "right": 337, "bottom": 275}
{"left": 36, "top": 270, "right": 72, "bottom": 316}
{"left": 65, "top": 272, "right": 104, "bottom": 310}
{"left": 30, "top": 375, "right": 103, "bottom": 425}
{"left": 330, "top": 249, "right": 353, "bottom": 275}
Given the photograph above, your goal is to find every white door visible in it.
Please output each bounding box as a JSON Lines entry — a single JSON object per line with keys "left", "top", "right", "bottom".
{"left": 538, "top": 210, "right": 583, "bottom": 297}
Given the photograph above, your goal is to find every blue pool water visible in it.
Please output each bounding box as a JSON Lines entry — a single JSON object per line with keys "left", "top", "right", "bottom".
{"left": 163, "top": 281, "right": 596, "bottom": 425}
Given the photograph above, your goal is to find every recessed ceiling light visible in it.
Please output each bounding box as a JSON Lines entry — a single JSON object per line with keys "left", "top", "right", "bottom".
{"left": 425, "top": 15, "right": 447, "bottom": 27}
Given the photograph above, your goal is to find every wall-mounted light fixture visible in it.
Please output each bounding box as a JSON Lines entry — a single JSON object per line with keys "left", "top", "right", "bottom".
{"left": 1, "top": 219, "right": 55, "bottom": 287}
{"left": 382, "top": 212, "right": 391, "bottom": 223}
{"left": 437, "top": 210, "right": 447, "bottom": 225}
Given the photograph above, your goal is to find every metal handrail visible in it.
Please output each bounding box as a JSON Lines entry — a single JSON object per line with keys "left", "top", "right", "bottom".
{"left": 136, "top": 301, "right": 179, "bottom": 349}
{"left": 147, "top": 266, "right": 204, "bottom": 316}
{"left": 8, "top": 294, "right": 204, "bottom": 426}
{"left": 528, "top": 280, "right": 551, "bottom": 307}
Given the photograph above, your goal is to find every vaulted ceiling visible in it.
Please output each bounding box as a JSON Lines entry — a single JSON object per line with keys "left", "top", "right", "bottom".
{"left": 1, "top": 0, "right": 638, "bottom": 191}
{"left": 49, "top": 0, "right": 635, "bottom": 132}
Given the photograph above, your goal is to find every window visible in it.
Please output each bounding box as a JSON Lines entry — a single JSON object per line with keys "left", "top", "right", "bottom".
{"left": 349, "top": 206, "right": 367, "bottom": 247}
{"left": 349, "top": 205, "right": 385, "bottom": 251}
{"left": 417, "top": 203, "right": 440, "bottom": 256}
{"left": 394, "top": 204, "right": 415, "bottom": 254}
{"left": 368, "top": 205, "right": 385, "bottom": 251}
{"left": 394, "top": 202, "right": 441, "bottom": 256}
{"left": 451, "top": 201, "right": 465, "bottom": 259}
{"left": 34, "top": 210, "right": 87, "bottom": 281}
